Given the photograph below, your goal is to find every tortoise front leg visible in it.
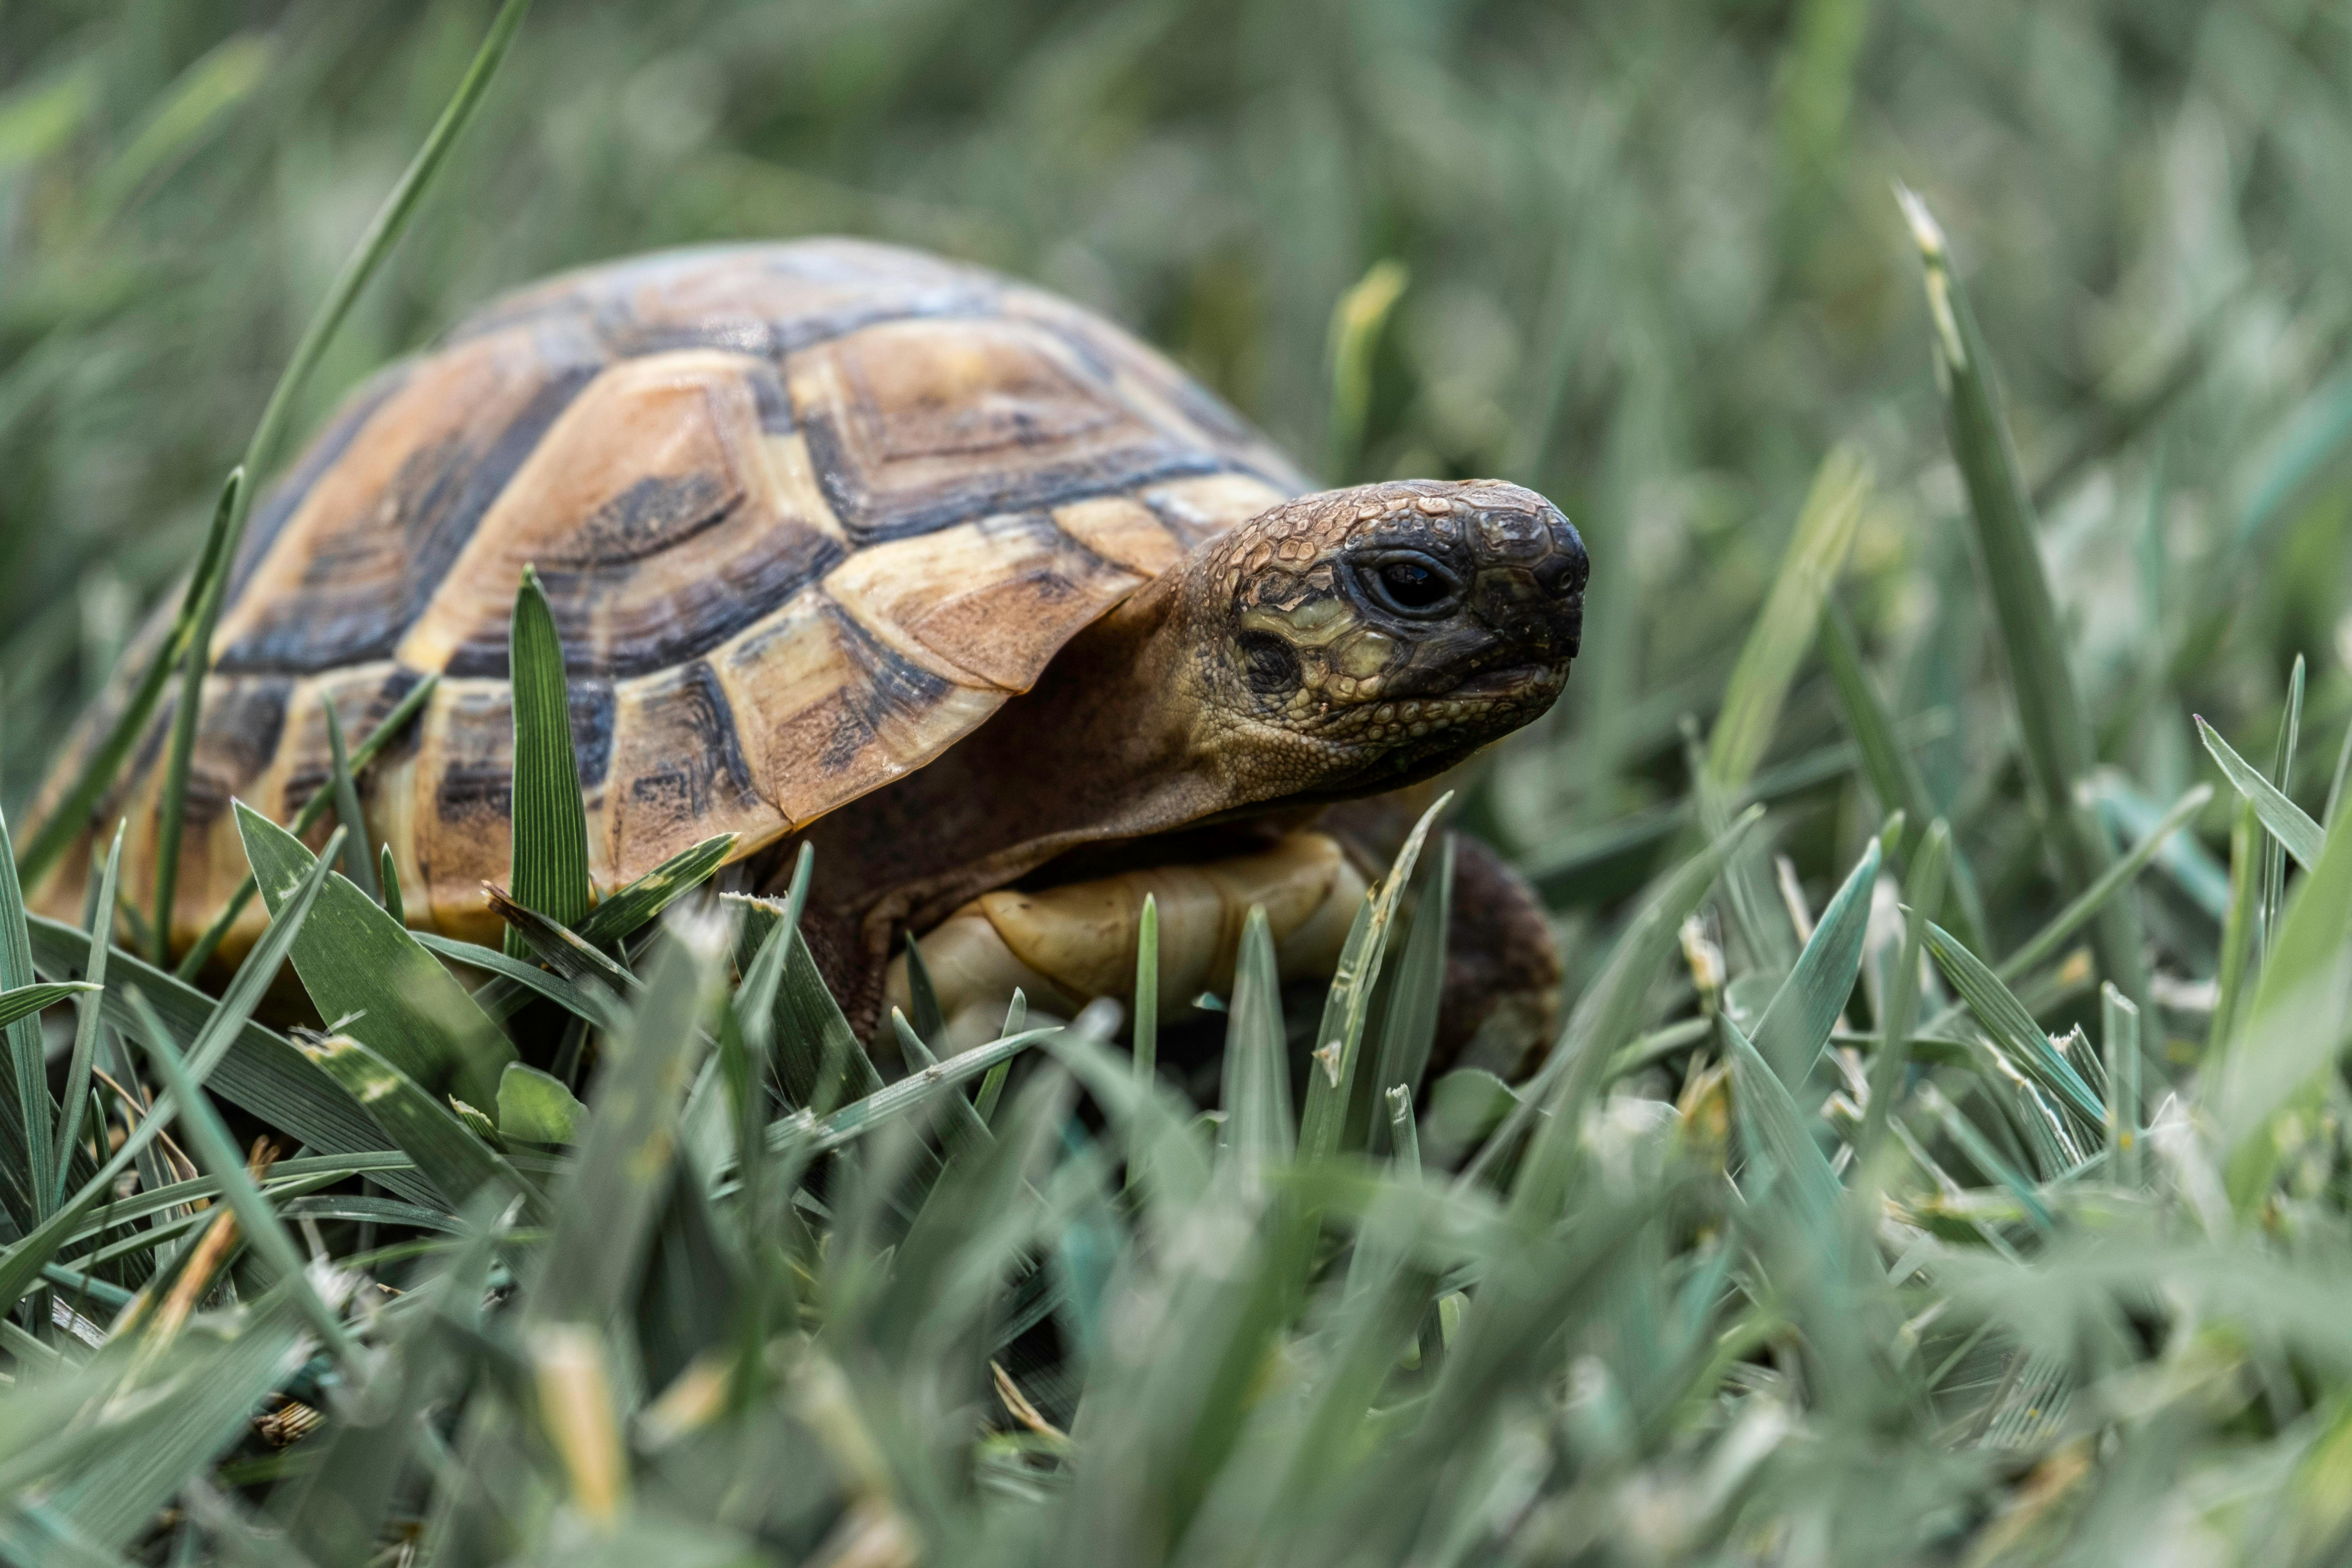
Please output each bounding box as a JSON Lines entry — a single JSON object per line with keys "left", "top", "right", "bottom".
{"left": 881, "top": 831, "right": 1368, "bottom": 1048}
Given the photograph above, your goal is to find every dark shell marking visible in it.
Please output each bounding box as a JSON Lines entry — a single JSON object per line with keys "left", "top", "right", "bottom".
{"left": 32, "top": 239, "right": 1310, "bottom": 955}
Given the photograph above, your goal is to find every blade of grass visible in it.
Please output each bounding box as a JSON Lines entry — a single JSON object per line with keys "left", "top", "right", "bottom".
{"left": 237, "top": 803, "right": 514, "bottom": 1108}
{"left": 1862, "top": 820, "right": 1948, "bottom": 1165}
{"left": 132, "top": 0, "right": 535, "bottom": 942}
{"left": 1750, "top": 839, "right": 1878, "bottom": 1089}
{"left": 727, "top": 895, "right": 884, "bottom": 1115}
{"left": 1299, "top": 793, "right": 1446, "bottom": 1163}
{"left": 1134, "top": 893, "right": 1158, "bottom": 1082}
{"left": 2196, "top": 715, "right": 2322, "bottom": 871}
{"left": 975, "top": 991, "right": 1025, "bottom": 1127}
{"left": 484, "top": 889, "right": 638, "bottom": 996}
{"left": 26, "top": 911, "right": 430, "bottom": 1207}
{"left": 2260, "top": 658, "right": 2307, "bottom": 954}
{"left": 1996, "top": 784, "right": 2212, "bottom": 984}
{"left": 1900, "top": 185, "right": 2150, "bottom": 1017}
{"left": 2208, "top": 795, "right": 2260, "bottom": 1066}
{"left": 889, "top": 1010, "right": 992, "bottom": 1158}
{"left": 1223, "top": 907, "right": 1294, "bottom": 1181}
{"left": 149, "top": 468, "right": 242, "bottom": 965}
{"left": 2102, "top": 982, "right": 2141, "bottom": 1186}
{"left": 1921, "top": 921, "right": 2102, "bottom": 1126}
{"left": 765, "top": 1020, "right": 1082, "bottom": 1161}
{"left": 321, "top": 697, "right": 379, "bottom": 905}
{"left": 174, "top": 670, "right": 439, "bottom": 980}
{"left": 1820, "top": 599, "right": 1990, "bottom": 950}
{"left": 0, "top": 799, "right": 53, "bottom": 1230}
{"left": 1326, "top": 259, "right": 1408, "bottom": 482}
{"left": 1366, "top": 833, "right": 1454, "bottom": 1153}
{"left": 379, "top": 845, "right": 405, "bottom": 925}
{"left": 505, "top": 564, "right": 592, "bottom": 960}
{"left": 532, "top": 920, "right": 723, "bottom": 1326}
{"left": 125, "top": 989, "right": 354, "bottom": 1365}
{"left": 51, "top": 821, "right": 122, "bottom": 1211}
{"left": 296, "top": 1033, "right": 540, "bottom": 1220}
{"left": 409, "top": 933, "right": 624, "bottom": 1033}
{"left": 1704, "top": 443, "right": 1871, "bottom": 797}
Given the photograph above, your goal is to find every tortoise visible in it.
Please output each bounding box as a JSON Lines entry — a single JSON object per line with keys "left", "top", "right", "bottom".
{"left": 32, "top": 239, "right": 1586, "bottom": 1074}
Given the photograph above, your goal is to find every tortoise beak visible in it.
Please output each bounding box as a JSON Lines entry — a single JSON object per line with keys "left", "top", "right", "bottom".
{"left": 1467, "top": 502, "right": 1586, "bottom": 668}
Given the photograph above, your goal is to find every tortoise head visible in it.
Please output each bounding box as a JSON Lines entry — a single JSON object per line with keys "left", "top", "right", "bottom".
{"left": 1180, "top": 479, "right": 1587, "bottom": 801}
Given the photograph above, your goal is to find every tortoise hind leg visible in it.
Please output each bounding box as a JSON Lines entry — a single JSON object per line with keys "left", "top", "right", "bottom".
{"left": 880, "top": 831, "right": 1368, "bottom": 1052}
{"left": 1424, "top": 832, "right": 1563, "bottom": 1082}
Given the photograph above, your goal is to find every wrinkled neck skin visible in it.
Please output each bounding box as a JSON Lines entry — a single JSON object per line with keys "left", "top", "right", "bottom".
{"left": 775, "top": 569, "right": 1238, "bottom": 1015}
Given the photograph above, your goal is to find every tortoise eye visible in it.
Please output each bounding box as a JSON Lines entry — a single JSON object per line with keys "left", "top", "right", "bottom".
{"left": 1370, "top": 556, "right": 1458, "bottom": 615}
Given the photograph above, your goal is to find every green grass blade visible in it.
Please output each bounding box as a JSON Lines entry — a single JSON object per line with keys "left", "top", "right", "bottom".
{"left": 505, "top": 564, "right": 592, "bottom": 960}
{"left": 0, "top": 983, "right": 99, "bottom": 1032}
{"left": 767, "top": 1018, "right": 1093, "bottom": 1161}
{"left": 574, "top": 833, "right": 735, "bottom": 947}
{"left": 728, "top": 894, "right": 884, "bottom": 1115}
{"left": 470, "top": 833, "right": 735, "bottom": 1025}
{"left": 1704, "top": 443, "right": 1871, "bottom": 797}
{"left": 2102, "top": 982, "right": 2141, "bottom": 1186}
{"left": 1222, "top": 907, "right": 1294, "bottom": 1179}
{"left": 1750, "top": 839, "right": 1878, "bottom": 1089}
{"left": 975, "top": 990, "right": 1024, "bottom": 1125}
{"left": 298, "top": 1033, "right": 539, "bottom": 1219}
{"left": 1820, "top": 599, "right": 1990, "bottom": 949}
{"left": 0, "top": 803, "right": 51, "bottom": 1225}
{"left": 1719, "top": 1012, "right": 1842, "bottom": 1230}
{"left": 51, "top": 821, "right": 121, "bottom": 1210}
{"left": 498, "top": 1063, "right": 587, "bottom": 1146}
{"left": 380, "top": 844, "right": 405, "bottom": 924}
{"left": 1921, "top": 921, "right": 2103, "bottom": 1125}
{"left": 2261, "top": 657, "right": 2307, "bottom": 951}
{"left": 1326, "top": 259, "right": 1408, "bottom": 482}
{"left": 1861, "top": 820, "right": 1948, "bottom": 1165}
{"left": 484, "top": 889, "right": 638, "bottom": 995}
{"left": 1900, "top": 186, "right": 2149, "bottom": 1015}
{"left": 173, "top": 670, "right": 438, "bottom": 980}
{"left": 1134, "top": 892, "right": 1158, "bottom": 1082}
{"left": 889, "top": 1009, "right": 993, "bottom": 1157}
{"left": 532, "top": 920, "right": 722, "bottom": 1325}
{"left": 321, "top": 696, "right": 379, "bottom": 905}
{"left": 15, "top": 617, "right": 183, "bottom": 891}
{"left": 411, "top": 932, "right": 624, "bottom": 1032}
{"left": 2208, "top": 795, "right": 2260, "bottom": 1065}
{"left": 1367, "top": 833, "right": 1454, "bottom": 1152}
{"left": 902, "top": 930, "right": 947, "bottom": 1044}
{"left": 125, "top": 988, "right": 355, "bottom": 1365}
{"left": 149, "top": 468, "right": 243, "bottom": 965}
{"left": 2197, "top": 715, "right": 2322, "bottom": 871}
{"left": 1299, "top": 793, "right": 1446, "bottom": 1163}
{"left": 236, "top": 802, "right": 515, "bottom": 1108}
{"left": 1996, "top": 784, "right": 2210, "bottom": 984}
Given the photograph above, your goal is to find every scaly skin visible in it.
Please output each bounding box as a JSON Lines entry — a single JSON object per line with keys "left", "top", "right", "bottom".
{"left": 767, "top": 477, "right": 1588, "bottom": 1034}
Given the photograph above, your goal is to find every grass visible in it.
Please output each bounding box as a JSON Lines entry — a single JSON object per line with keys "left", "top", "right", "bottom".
{"left": 5, "top": 0, "right": 2352, "bottom": 1563}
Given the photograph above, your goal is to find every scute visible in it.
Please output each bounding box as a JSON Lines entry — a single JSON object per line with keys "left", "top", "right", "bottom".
{"left": 30, "top": 239, "right": 1314, "bottom": 958}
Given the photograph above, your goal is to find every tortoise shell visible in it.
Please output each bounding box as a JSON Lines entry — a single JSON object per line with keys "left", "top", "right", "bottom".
{"left": 34, "top": 240, "right": 1312, "bottom": 956}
